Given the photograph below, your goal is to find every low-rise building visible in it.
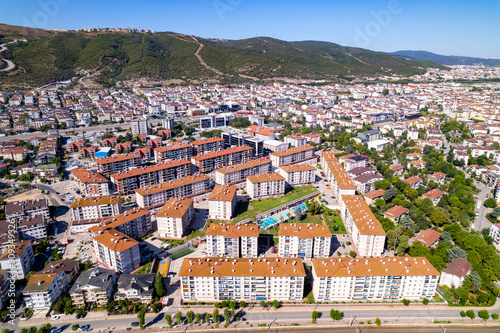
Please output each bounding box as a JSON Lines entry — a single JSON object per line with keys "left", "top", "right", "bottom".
{"left": 428, "top": 172, "right": 446, "bottom": 185}
{"left": 0, "top": 240, "right": 35, "bottom": 280}
{"left": 156, "top": 198, "right": 194, "bottom": 239}
{"left": 70, "top": 168, "right": 110, "bottom": 197}
{"left": 312, "top": 256, "right": 439, "bottom": 302}
{"left": 278, "top": 164, "right": 315, "bottom": 187}
{"left": 246, "top": 173, "right": 285, "bottom": 199}
{"left": 382, "top": 205, "right": 408, "bottom": 223}
{"left": 23, "top": 271, "right": 66, "bottom": 310}
{"left": 179, "top": 257, "right": 306, "bottom": 302}
{"left": 489, "top": 223, "right": 500, "bottom": 244}
{"left": 206, "top": 223, "right": 259, "bottom": 258}
{"left": 422, "top": 189, "right": 446, "bottom": 206}
{"left": 412, "top": 229, "right": 441, "bottom": 248}
{"left": 208, "top": 185, "right": 237, "bottom": 220}
{"left": 70, "top": 267, "right": 117, "bottom": 307}
{"left": 70, "top": 195, "right": 122, "bottom": 221}
{"left": 439, "top": 258, "right": 472, "bottom": 288}
{"left": 114, "top": 274, "right": 155, "bottom": 302}
{"left": 403, "top": 176, "right": 423, "bottom": 189}
{"left": 352, "top": 173, "right": 384, "bottom": 193}
{"left": 278, "top": 224, "right": 332, "bottom": 259}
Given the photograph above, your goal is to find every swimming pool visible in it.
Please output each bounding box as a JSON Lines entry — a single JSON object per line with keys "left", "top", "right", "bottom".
{"left": 298, "top": 203, "right": 307, "bottom": 211}
{"left": 260, "top": 216, "right": 279, "bottom": 229}
{"left": 279, "top": 211, "right": 290, "bottom": 219}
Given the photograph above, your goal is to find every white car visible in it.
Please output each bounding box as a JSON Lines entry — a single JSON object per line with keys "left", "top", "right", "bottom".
{"left": 50, "top": 315, "right": 60, "bottom": 320}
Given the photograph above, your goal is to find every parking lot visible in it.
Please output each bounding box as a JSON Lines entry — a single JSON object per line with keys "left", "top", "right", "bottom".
{"left": 62, "top": 232, "right": 96, "bottom": 263}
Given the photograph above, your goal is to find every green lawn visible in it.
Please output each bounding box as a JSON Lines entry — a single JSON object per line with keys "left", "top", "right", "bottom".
{"left": 171, "top": 248, "right": 194, "bottom": 260}
{"left": 324, "top": 211, "right": 347, "bottom": 234}
{"left": 232, "top": 186, "right": 318, "bottom": 223}
{"left": 134, "top": 260, "right": 153, "bottom": 274}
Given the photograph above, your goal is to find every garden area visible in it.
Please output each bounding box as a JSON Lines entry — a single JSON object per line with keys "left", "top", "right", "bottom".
{"left": 230, "top": 185, "right": 318, "bottom": 223}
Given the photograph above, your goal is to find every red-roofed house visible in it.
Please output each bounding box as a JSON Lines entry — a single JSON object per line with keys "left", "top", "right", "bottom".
{"left": 363, "top": 189, "right": 385, "bottom": 205}
{"left": 403, "top": 176, "right": 422, "bottom": 189}
{"left": 412, "top": 229, "right": 441, "bottom": 247}
{"left": 439, "top": 258, "right": 472, "bottom": 288}
{"left": 382, "top": 205, "right": 408, "bottom": 223}
{"left": 389, "top": 164, "right": 405, "bottom": 176}
{"left": 423, "top": 189, "right": 446, "bottom": 205}
{"left": 429, "top": 172, "right": 446, "bottom": 185}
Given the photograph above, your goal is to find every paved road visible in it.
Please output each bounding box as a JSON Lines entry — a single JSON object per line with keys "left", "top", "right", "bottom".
{"left": 0, "top": 41, "right": 16, "bottom": 72}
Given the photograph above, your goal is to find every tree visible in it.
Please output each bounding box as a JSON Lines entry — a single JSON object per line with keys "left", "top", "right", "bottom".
{"left": 402, "top": 299, "right": 410, "bottom": 306}
{"left": 138, "top": 310, "right": 145, "bottom": 330}
{"left": 205, "top": 313, "right": 211, "bottom": 325}
{"left": 466, "top": 310, "right": 475, "bottom": 320}
{"left": 71, "top": 325, "right": 79, "bottom": 331}
{"left": 383, "top": 187, "right": 397, "bottom": 202}
{"left": 221, "top": 300, "right": 228, "bottom": 308}
{"left": 375, "top": 317, "right": 381, "bottom": 326}
{"left": 397, "top": 235, "right": 410, "bottom": 255}
{"left": 312, "top": 310, "right": 319, "bottom": 323}
{"left": 186, "top": 310, "right": 195, "bottom": 324}
{"left": 154, "top": 272, "right": 166, "bottom": 297}
{"left": 400, "top": 215, "right": 412, "bottom": 231}
{"left": 239, "top": 301, "right": 246, "bottom": 308}
{"left": 330, "top": 309, "right": 342, "bottom": 320}
{"left": 229, "top": 300, "right": 236, "bottom": 310}
{"left": 260, "top": 300, "right": 267, "bottom": 308}
{"left": 492, "top": 313, "right": 499, "bottom": 320}
{"left": 213, "top": 308, "right": 219, "bottom": 324}
{"left": 440, "top": 231, "right": 452, "bottom": 243}
{"left": 223, "top": 308, "right": 232, "bottom": 327}
{"left": 484, "top": 198, "right": 497, "bottom": 208}
{"left": 165, "top": 314, "right": 173, "bottom": 328}
{"left": 460, "top": 310, "right": 466, "bottom": 318}
{"left": 478, "top": 310, "right": 489, "bottom": 321}
{"left": 447, "top": 246, "right": 467, "bottom": 261}
{"left": 349, "top": 250, "right": 356, "bottom": 258}
{"left": 423, "top": 298, "right": 429, "bottom": 305}
{"left": 195, "top": 313, "right": 202, "bottom": 324}
{"left": 176, "top": 311, "right": 183, "bottom": 325}
{"left": 490, "top": 207, "right": 500, "bottom": 219}
{"left": 466, "top": 271, "right": 481, "bottom": 293}
{"left": 431, "top": 209, "right": 448, "bottom": 226}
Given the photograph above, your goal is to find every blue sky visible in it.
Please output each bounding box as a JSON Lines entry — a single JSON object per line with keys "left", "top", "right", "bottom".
{"left": 1, "top": 0, "right": 499, "bottom": 58}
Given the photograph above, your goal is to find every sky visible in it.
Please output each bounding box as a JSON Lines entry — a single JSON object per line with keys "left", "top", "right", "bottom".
{"left": 1, "top": 0, "right": 499, "bottom": 58}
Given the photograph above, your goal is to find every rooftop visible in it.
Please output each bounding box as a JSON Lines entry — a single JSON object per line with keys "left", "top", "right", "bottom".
{"left": 156, "top": 198, "right": 193, "bottom": 218}
{"left": 279, "top": 223, "right": 331, "bottom": 238}
{"left": 208, "top": 185, "right": 237, "bottom": 202}
{"left": 206, "top": 223, "right": 259, "bottom": 238}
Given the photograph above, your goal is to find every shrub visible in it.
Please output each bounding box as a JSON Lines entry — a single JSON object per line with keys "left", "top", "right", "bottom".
{"left": 349, "top": 250, "right": 356, "bottom": 258}
{"left": 375, "top": 318, "right": 381, "bottom": 326}
{"left": 422, "top": 298, "right": 429, "bottom": 305}
{"left": 478, "top": 310, "right": 490, "bottom": 321}
{"left": 330, "top": 309, "right": 342, "bottom": 321}
{"left": 72, "top": 325, "right": 79, "bottom": 331}
{"left": 402, "top": 299, "right": 410, "bottom": 306}
{"left": 312, "top": 311, "right": 319, "bottom": 323}
{"left": 492, "top": 313, "right": 499, "bottom": 320}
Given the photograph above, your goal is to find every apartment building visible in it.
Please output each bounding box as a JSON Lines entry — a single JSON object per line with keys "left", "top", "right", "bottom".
{"left": 179, "top": 257, "right": 306, "bottom": 302}
{"left": 214, "top": 158, "right": 272, "bottom": 187}
{"left": 111, "top": 160, "right": 192, "bottom": 194}
{"left": 326, "top": 162, "right": 357, "bottom": 198}
{"left": 339, "top": 195, "right": 386, "bottom": 257}
{"left": 96, "top": 153, "right": 142, "bottom": 178}
{"left": 269, "top": 145, "right": 316, "bottom": 167}
{"left": 208, "top": 185, "right": 237, "bottom": 220}
{"left": 278, "top": 224, "right": 332, "bottom": 259}
{"left": 339, "top": 154, "right": 369, "bottom": 172}
{"left": 320, "top": 151, "right": 338, "bottom": 171}
{"left": 191, "top": 146, "right": 253, "bottom": 173}
{"left": 246, "top": 173, "right": 285, "bottom": 199}
{"left": 156, "top": 198, "right": 194, "bottom": 238}
{"left": 0, "top": 240, "right": 35, "bottom": 280}
{"left": 206, "top": 223, "right": 259, "bottom": 258}
{"left": 191, "top": 137, "right": 225, "bottom": 155}
{"left": 5, "top": 198, "right": 50, "bottom": 220}
{"left": 352, "top": 173, "right": 384, "bottom": 193}
{"left": 131, "top": 118, "right": 148, "bottom": 136}
{"left": 70, "top": 195, "right": 122, "bottom": 221}
{"left": 222, "top": 132, "right": 264, "bottom": 157}
{"left": 92, "top": 228, "right": 141, "bottom": 273}
{"left": 489, "top": 223, "right": 500, "bottom": 244}
{"left": 284, "top": 135, "right": 307, "bottom": 147}
{"left": 23, "top": 271, "right": 66, "bottom": 310}
{"left": 311, "top": 257, "right": 439, "bottom": 302}
{"left": 135, "top": 174, "right": 210, "bottom": 209}
{"left": 90, "top": 208, "right": 152, "bottom": 240}
{"left": 154, "top": 142, "right": 193, "bottom": 163}
{"left": 70, "top": 267, "right": 117, "bottom": 307}
{"left": 263, "top": 140, "right": 288, "bottom": 153}
{"left": 278, "top": 164, "right": 315, "bottom": 187}
{"left": 17, "top": 215, "right": 47, "bottom": 241}
{"left": 70, "top": 168, "right": 110, "bottom": 197}
{"left": 0, "top": 270, "right": 9, "bottom": 310}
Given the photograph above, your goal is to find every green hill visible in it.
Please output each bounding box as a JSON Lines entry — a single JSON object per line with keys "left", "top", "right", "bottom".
{"left": 0, "top": 24, "right": 445, "bottom": 89}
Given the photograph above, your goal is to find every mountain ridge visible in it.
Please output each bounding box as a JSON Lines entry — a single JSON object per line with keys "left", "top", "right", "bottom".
{"left": 0, "top": 23, "right": 446, "bottom": 89}
{"left": 390, "top": 50, "right": 500, "bottom": 67}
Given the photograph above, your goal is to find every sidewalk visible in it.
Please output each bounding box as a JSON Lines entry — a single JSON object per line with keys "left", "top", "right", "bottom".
{"left": 20, "top": 311, "right": 109, "bottom": 326}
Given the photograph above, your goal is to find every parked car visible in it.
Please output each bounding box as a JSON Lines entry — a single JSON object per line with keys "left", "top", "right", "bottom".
{"left": 50, "top": 315, "right": 60, "bottom": 320}
{"left": 131, "top": 322, "right": 139, "bottom": 327}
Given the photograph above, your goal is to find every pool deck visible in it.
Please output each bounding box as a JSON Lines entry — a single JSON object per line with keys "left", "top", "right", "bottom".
{"left": 259, "top": 203, "right": 308, "bottom": 230}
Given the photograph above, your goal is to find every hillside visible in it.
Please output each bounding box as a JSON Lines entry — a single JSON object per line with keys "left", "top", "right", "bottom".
{"left": 0, "top": 24, "right": 445, "bottom": 89}
{"left": 391, "top": 50, "right": 500, "bottom": 67}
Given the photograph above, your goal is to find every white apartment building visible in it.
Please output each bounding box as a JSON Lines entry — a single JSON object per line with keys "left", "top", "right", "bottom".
{"left": 89, "top": 208, "right": 152, "bottom": 240}
{"left": 92, "top": 229, "right": 141, "bottom": 273}
{"left": 0, "top": 240, "right": 35, "bottom": 280}
{"left": 70, "top": 195, "right": 122, "bottom": 221}
{"left": 269, "top": 145, "right": 315, "bottom": 167}
{"left": 311, "top": 257, "right": 440, "bottom": 302}
{"left": 179, "top": 257, "right": 306, "bottom": 302}
{"left": 156, "top": 198, "right": 194, "bottom": 238}
{"left": 208, "top": 185, "right": 237, "bottom": 220}
{"left": 278, "top": 164, "right": 315, "bottom": 187}
{"left": 131, "top": 118, "right": 148, "bottom": 136}
{"left": 206, "top": 223, "right": 259, "bottom": 258}
{"left": 246, "top": 173, "right": 285, "bottom": 199}
{"left": 339, "top": 195, "right": 386, "bottom": 257}
{"left": 326, "top": 162, "right": 357, "bottom": 198}
{"left": 489, "top": 223, "right": 500, "bottom": 244}
{"left": 214, "top": 158, "right": 272, "bottom": 187}
{"left": 23, "top": 271, "right": 66, "bottom": 310}
{"left": 320, "top": 151, "right": 338, "bottom": 171}
{"left": 135, "top": 174, "right": 210, "bottom": 209}
{"left": 17, "top": 215, "right": 47, "bottom": 241}
{"left": 284, "top": 135, "right": 307, "bottom": 147}
{"left": 278, "top": 224, "right": 332, "bottom": 259}
{"left": 263, "top": 140, "right": 288, "bottom": 153}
